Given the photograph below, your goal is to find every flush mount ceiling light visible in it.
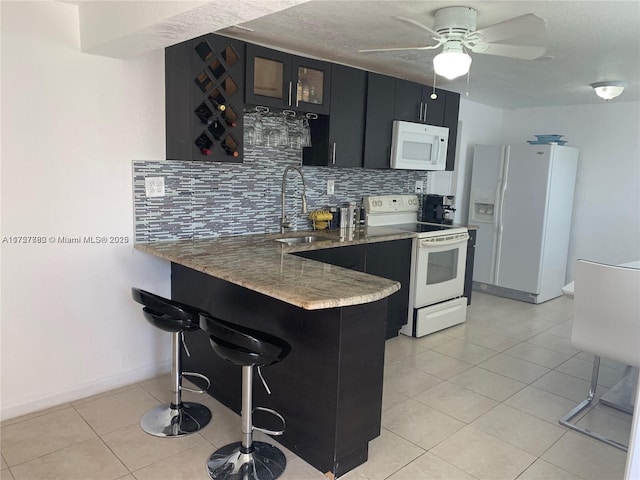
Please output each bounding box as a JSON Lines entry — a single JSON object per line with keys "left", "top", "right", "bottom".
{"left": 433, "top": 42, "right": 472, "bottom": 80}
{"left": 591, "top": 81, "right": 627, "bottom": 100}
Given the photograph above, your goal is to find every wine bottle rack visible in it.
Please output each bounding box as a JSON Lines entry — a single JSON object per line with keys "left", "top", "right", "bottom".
{"left": 190, "top": 37, "right": 244, "bottom": 162}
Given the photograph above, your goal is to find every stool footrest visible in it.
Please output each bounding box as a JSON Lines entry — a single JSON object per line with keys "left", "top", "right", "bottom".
{"left": 181, "top": 371, "right": 211, "bottom": 394}
{"left": 253, "top": 406, "right": 286, "bottom": 436}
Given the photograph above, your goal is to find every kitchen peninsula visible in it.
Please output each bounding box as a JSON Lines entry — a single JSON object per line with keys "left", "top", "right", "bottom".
{"left": 135, "top": 227, "right": 414, "bottom": 478}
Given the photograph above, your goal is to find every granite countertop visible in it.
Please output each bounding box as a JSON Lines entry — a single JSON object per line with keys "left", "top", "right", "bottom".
{"left": 135, "top": 226, "right": 416, "bottom": 310}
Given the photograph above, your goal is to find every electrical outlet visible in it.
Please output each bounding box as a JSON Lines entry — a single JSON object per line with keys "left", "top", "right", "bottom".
{"left": 327, "top": 179, "right": 335, "bottom": 195}
{"left": 414, "top": 180, "right": 424, "bottom": 193}
{"left": 145, "top": 176, "right": 165, "bottom": 197}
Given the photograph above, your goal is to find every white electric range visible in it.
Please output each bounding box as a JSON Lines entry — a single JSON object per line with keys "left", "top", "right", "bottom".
{"left": 364, "top": 194, "right": 469, "bottom": 337}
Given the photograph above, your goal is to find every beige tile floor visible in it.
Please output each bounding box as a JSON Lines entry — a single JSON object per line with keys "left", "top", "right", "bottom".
{"left": 1, "top": 292, "right": 632, "bottom": 480}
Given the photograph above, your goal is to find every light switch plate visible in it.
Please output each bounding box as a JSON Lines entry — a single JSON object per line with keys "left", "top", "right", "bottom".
{"left": 414, "top": 180, "right": 424, "bottom": 193}
{"left": 145, "top": 177, "right": 165, "bottom": 197}
{"left": 327, "top": 179, "right": 335, "bottom": 195}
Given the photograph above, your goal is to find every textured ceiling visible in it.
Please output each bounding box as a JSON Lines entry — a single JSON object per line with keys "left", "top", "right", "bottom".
{"left": 216, "top": 1, "right": 640, "bottom": 108}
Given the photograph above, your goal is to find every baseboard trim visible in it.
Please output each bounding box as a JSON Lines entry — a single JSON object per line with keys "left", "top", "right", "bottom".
{"left": 1, "top": 361, "right": 171, "bottom": 422}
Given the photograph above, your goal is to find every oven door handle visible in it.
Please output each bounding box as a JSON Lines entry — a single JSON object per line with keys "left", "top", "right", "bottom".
{"left": 418, "top": 233, "right": 469, "bottom": 248}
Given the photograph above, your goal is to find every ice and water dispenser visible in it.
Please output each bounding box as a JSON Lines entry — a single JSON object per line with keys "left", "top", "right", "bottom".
{"left": 470, "top": 190, "right": 495, "bottom": 223}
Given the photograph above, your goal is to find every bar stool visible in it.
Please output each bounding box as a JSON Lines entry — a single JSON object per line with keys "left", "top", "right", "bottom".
{"left": 199, "top": 312, "right": 291, "bottom": 480}
{"left": 131, "top": 288, "right": 212, "bottom": 437}
{"left": 559, "top": 260, "right": 640, "bottom": 451}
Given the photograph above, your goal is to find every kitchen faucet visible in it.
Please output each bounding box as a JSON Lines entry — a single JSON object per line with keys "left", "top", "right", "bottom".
{"left": 280, "top": 166, "right": 308, "bottom": 233}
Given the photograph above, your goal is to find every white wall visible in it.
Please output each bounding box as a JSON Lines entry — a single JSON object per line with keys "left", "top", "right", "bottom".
{"left": 500, "top": 102, "right": 640, "bottom": 280}
{"left": 453, "top": 98, "right": 504, "bottom": 224}
{"left": 1, "top": 1, "right": 171, "bottom": 419}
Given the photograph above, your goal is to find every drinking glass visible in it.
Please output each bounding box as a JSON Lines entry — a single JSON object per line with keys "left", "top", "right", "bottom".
{"left": 244, "top": 124, "right": 255, "bottom": 145}
{"left": 302, "top": 119, "right": 312, "bottom": 147}
{"left": 253, "top": 114, "right": 264, "bottom": 146}
{"left": 279, "top": 115, "right": 290, "bottom": 147}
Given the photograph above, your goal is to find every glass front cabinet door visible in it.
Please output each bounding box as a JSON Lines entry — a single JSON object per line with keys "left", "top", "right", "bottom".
{"left": 246, "top": 44, "right": 330, "bottom": 115}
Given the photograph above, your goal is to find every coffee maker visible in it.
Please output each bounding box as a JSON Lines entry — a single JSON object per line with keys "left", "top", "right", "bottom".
{"left": 420, "top": 194, "right": 456, "bottom": 224}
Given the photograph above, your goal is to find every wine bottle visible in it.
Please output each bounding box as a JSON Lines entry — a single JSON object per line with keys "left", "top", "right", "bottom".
{"left": 208, "top": 120, "right": 226, "bottom": 140}
{"left": 194, "top": 103, "right": 214, "bottom": 125}
{"left": 220, "top": 109, "right": 237, "bottom": 127}
{"left": 222, "top": 143, "right": 239, "bottom": 157}
{"left": 195, "top": 134, "right": 213, "bottom": 155}
{"left": 209, "top": 91, "right": 226, "bottom": 111}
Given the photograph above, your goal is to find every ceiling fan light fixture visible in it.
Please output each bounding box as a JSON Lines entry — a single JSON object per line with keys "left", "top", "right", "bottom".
{"left": 433, "top": 44, "right": 472, "bottom": 80}
{"left": 591, "top": 81, "right": 627, "bottom": 100}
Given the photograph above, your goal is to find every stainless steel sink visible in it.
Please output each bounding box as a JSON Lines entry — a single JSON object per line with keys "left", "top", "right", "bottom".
{"left": 275, "top": 235, "right": 328, "bottom": 245}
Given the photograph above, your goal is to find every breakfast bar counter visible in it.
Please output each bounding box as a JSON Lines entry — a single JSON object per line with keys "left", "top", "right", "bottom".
{"left": 134, "top": 228, "right": 414, "bottom": 478}
{"left": 134, "top": 227, "right": 411, "bottom": 310}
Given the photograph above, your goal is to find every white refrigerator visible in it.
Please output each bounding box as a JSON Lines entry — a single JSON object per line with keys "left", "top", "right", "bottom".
{"left": 468, "top": 144, "right": 579, "bottom": 303}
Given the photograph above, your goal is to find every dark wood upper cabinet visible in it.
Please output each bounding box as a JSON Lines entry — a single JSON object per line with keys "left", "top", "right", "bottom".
{"left": 165, "top": 33, "right": 460, "bottom": 169}
{"left": 363, "top": 73, "right": 396, "bottom": 169}
{"left": 245, "top": 44, "right": 331, "bottom": 115}
{"left": 393, "top": 79, "right": 424, "bottom": 123}
{"left": 424, "top": 88, "right": 447, "bottom": 126}
{"left": 166, "top": 34, "right": 245, "bottom": 163}
{"left": 394, "top": 78, "right": 446, "bottom": 126}
{"left": 443, "top": 90, "right": 460, "bottom": 171}
{"left": 302, "top": 64, "right": 367, "bottom": 167}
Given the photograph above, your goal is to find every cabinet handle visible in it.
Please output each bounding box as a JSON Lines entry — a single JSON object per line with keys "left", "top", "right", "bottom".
{"left": 331, "top": 142, "right": 336, "bottom": 165}
{"left": 419, "top": 102, "right": 424, "bottom": 122}
{"left": 296, "top": 82, "right": 301, "bottom": 107}
{"left": 288, "top": 81, "right": 292, "bottom": 107}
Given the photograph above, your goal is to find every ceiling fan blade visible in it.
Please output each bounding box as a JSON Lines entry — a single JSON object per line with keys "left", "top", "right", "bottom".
{"left": 469, "top": 42, "right": 547, "bottom": 59}
{"left": 394, "top": 16, "right": 445, "bottom": 41}
{"left": 359, "top": 45, "right": 440, "bottom": 53}
{"left": 473, "top": 13, "right": 546, "bottom": 44}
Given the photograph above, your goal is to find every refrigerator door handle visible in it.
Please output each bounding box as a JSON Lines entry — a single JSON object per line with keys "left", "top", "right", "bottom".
{"left": 490, "top": 178, "right": 501, "bottom": 282}
{"left": 495, "top": 150, "right": 510, "bottom": 284}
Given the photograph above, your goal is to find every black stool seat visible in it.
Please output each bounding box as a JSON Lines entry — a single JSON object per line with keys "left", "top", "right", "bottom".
{"left": 200, "top": 315, "right": 290, "bottom": 367}
{"left": 132, "top": 288, "right": 203, "bottom": 333}
{"left": 199, "top": 313, "right": 291, "bottom": 480}
{"left": 131, "top": 288, "right": 212, "bottom": 437}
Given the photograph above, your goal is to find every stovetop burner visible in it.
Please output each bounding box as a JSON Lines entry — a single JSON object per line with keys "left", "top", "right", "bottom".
{"left": 384, "top": 222, "right": 468, "bottom": 238}
{"left": 390, "top": 222, "right": 451, "bottom": 233}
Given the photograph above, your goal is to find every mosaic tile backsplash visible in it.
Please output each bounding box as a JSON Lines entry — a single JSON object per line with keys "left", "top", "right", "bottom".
{"left": 133, "top": 113, "right": 431, "bottom": 242}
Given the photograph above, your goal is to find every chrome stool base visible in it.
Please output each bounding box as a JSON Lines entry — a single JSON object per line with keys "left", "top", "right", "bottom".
{"left": 206, "top": 441, "right": 286, "bottom": 480}
{"left": 141, "top": 402, "right": 212, "bottom": 437}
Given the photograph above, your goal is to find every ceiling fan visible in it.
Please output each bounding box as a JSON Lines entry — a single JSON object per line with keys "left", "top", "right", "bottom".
{"left": 359, "top": 6, "right": 547, "bottom": 80}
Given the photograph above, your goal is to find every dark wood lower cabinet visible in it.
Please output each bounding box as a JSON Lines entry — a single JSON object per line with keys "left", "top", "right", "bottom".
{"left": 171, "top": 263, "right": 387, "bottom": 478}
{"left": 365, "top": 239, "right": 412, "bottom": 338}
{"left": 464, "top": 229, "right": 477, "bottom": 304}
{"left": 294, "top": 239, "right": 412, "bottom": 339}
{"left": 294, "top": 244, "right": 366, "bottom": 271}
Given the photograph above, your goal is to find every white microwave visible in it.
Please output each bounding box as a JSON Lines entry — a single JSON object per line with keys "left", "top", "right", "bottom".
{"left": 390, "top": 120, "right": 449, "bottom": 171}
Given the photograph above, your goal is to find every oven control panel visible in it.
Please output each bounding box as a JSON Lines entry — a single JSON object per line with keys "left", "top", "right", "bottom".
{"left": 364, "top": 194, "right": 420, "bottom": 214}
